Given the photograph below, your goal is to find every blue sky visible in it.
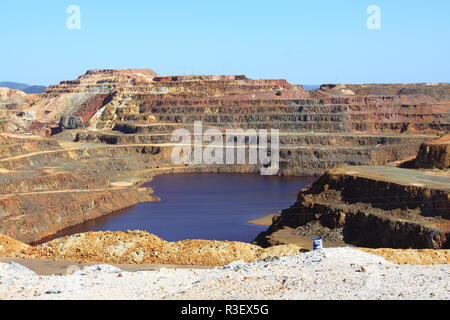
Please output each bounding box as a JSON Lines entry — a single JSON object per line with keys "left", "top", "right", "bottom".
{"left": 1, "top": 0, "right": 449, "bottom": 86}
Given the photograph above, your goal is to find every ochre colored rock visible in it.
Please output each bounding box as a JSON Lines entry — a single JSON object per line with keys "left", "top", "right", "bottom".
{"left": 0, "top": 233, "right": 30, "bottom": 256}
{"left": 255, "top": 165, "right": 450, "bottom": 249}
{"left": 1, "top": 231, "right": 302, "bottom": 266}
{"left": 2, "top": 231, "right": 449, "bottom": 266}
{"left": 1, "top": 69, "right": 450, "bottom": 248}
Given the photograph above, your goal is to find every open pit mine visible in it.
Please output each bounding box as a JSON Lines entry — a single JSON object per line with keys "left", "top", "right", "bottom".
{"left": 0, "top": 68, "right": 449, "bottom": 265}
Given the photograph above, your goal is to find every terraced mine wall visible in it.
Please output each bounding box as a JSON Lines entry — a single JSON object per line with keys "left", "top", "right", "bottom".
{"left": 0, "top": 133, "right": 270, "bottom": 243}
{"left": 0, "top": 134, "right": 168, "bottom": 243}
{"left": 1, "top": 70, "right": 450, "bottom": 246}
{"left": 415, "top": 135, "right": 450, "bottom": 169}
{"left": 255, "top": 166, "right": 450, "bottom": 249}
{"left": 71, "top": 76, "right": 449, "bottom": 178}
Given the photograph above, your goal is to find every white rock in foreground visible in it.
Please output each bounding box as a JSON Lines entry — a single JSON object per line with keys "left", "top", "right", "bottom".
{"left": 0, "top": 248, "right": 448, "bottom": 300}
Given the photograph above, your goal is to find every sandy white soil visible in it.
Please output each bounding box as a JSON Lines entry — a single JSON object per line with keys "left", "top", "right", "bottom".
{"left": 0, "top": 248, "right": 448, "bottom": 300}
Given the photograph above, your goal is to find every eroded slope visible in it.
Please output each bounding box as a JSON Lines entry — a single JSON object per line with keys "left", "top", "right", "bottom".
{"left": 255, "top": 165, "right": 450, "bottom": 249}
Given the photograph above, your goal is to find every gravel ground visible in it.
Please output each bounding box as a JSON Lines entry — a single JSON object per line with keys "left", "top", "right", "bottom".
{"left": 0, "top": 248, "right": 449, "bottom": 300}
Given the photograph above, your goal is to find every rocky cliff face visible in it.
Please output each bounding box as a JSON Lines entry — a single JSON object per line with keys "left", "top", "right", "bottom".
{"left": 255, "top": 165, "right": 450, "bottom": 249}
{"left": 20, "top": 70, "right": 450, "bottom": 176}
{"left": 0, "top": 88, "right": 37, "bottom": 133}
{"left": 27, "top": 69, "right": 158, "bottom": 124}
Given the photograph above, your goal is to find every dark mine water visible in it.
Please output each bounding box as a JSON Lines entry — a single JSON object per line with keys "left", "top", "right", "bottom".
{"left": 45, "top": 174, "right": 316, "bottom": 243}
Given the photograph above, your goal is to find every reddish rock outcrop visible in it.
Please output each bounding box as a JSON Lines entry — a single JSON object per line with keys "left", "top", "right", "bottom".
{"left": 255, "top": 165, "right": 450, "bottom": 249}
{"left": 319, "top": 83, "right": 450, "bottom": 100}
{"left": 1, "top": 68, "right": 450, "bottom": 246}
{"left": 415, "top": 135, "right": 450, "bottom": 169}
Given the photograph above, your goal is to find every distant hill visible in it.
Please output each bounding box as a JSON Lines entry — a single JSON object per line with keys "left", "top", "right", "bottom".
{"left": 0, "top": 82, "right": 46, "bottom": 94}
